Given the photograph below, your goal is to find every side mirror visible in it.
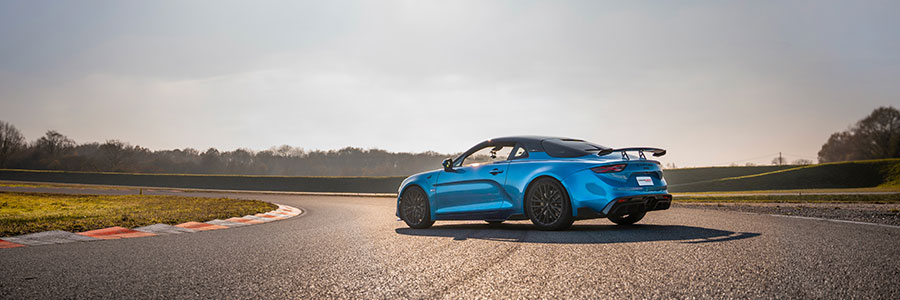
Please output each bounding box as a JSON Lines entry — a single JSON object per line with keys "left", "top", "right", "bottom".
{"left": 442, "top": 158, "right": 454, "bottom": 172}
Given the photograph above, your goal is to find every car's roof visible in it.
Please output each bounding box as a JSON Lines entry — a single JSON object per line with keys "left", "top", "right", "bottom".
{"left": 481, "top": 136, "right": 578, "bottom": 153}
{"left": 487, "top": 135, "right": 560, "bottom": 143}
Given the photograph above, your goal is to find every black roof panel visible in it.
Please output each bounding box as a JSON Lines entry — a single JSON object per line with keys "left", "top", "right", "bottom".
{"left": 481, "top": 136, "right": 577, "bottom": 153}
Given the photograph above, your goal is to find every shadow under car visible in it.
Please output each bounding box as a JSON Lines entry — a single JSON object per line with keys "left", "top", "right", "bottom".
{"left": 395, "top": 223, "right": 760, "bottom": 244}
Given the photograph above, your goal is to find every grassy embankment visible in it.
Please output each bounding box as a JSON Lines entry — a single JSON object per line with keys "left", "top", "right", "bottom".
{"left": 0, "top": 192, "right": 277, "bottom": 237}
{"left": 1, "top": 159, "right": 899, "bottom": 202}
{"left": 666, "top": 159, "right": 900, "bottom": 202}
{"left": 0, "top": 169, "right": 405, "bottom": 193}
{"left": 663, "top": 165, "right": 796, "bottom": 186}
{"left": 666, "top": 159, "right": 900, "bottom": 193}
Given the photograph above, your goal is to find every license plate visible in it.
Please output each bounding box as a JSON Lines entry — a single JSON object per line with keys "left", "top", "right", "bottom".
{"left": 636, "top": 176, "right": 654, "bottom": 186}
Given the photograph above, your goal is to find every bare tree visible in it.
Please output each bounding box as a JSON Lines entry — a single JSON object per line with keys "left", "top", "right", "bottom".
{"left": 792, "top": 159, "right": 813, "bottom": 165}
{"left": 272, "top": 145, "right": 304, "bottom": 157}
{"left": 100, "top": 140, "right": 133, "bottom": 171}
{"left": 0, "top": 120, "right": 26, "bottom": 167}
{"left": 34, "top": 130, "right": 75, "bottom": 157}
{"left": 771, "top": 156, "right": 787, "bottom": 166}
{"left": 200, "top": 148, "right": 222, "bottom": 173}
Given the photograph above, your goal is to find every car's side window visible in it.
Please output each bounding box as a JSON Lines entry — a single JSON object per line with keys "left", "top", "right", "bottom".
{"left": 459, "top": 145, "right": 514, "bottom": 167}
{"left": 510, "top": 144, "right": 528, "bottom": 160}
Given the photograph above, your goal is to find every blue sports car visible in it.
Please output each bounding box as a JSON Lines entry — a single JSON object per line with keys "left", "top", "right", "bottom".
{"left": 396, "top": 136, "right": 672, "bottom": 230}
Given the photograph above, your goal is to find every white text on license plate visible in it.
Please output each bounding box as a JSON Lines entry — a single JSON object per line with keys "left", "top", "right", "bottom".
{"left": 636, "top": 176, "right": 654, "bottom": 186}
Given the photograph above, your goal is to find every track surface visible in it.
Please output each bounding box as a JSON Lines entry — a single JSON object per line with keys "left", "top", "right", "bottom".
{"left": 2, "top": 190, "right": 900, "bottom": 298}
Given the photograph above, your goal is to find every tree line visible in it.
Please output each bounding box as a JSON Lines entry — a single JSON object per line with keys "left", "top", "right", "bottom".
{"left": 0, "top": 122, "right": 451, "bottom": 176}
{"left": 2, "top": 106, "right": 897, "bottom": 176}
{"left": 818, "top": 106, "right": 900, "bottom": 163}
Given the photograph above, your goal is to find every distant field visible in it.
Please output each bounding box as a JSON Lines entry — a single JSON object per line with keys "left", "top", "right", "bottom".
{"left": 0, "top": 181, "right": 130, "bottom": 190}
{"left": 668, "top": 159, "right": 900, "bottom": 193}
{"left": 2, "top": 159, "right": 899, "bottom": 194}
{"left": 0, "top": 169, "right": 405, "bottom": 193}
{"left": 663, "top": 165, "right": 796, "bottom": 186}
{"left": 0, "top": 192, "right": 276, "bottom": 237}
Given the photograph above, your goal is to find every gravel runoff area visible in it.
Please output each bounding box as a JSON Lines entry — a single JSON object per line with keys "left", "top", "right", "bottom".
{"left": 675, "top": 202, "right": 900, "bottom": 227}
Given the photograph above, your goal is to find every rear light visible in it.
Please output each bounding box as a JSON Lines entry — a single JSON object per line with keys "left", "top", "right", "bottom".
{"left": 591, "top": 164, "right": 627, "bottom": 173}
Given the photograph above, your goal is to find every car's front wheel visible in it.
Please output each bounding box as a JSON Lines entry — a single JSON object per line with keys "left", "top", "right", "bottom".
{"left": 399, "top": 186, "right": 434, "bottom": 229}
{"left": 525, "top": 178, "right": 574, "bottom": 230}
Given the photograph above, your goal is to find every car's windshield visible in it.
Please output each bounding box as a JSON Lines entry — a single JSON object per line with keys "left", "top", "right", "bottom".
{"left": 541, "top": 138, "right": 610, "bottom": 158}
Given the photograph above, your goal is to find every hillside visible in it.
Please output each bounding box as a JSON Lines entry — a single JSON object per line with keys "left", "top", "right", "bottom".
{"left": 668, "top": 159, "right": 900, "bottom": 192}
{"left": 3, "top": 159, "right": 899, "bottom": 194}
{"left": 663, "top": 165, "right": 795, "bottom": 186}
{"left": 0, "top": 169, "right": 405, "bottom": 194}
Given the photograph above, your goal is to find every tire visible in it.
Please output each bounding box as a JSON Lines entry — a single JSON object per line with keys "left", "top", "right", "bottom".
{"left": 608, "top": 210, "right": 646, "bottom": 225}
{"left": 399, "top": 186, "right": 434, "bottom": 229}
{"left": 525, "top": 177, "right": 574, "bottom": 231}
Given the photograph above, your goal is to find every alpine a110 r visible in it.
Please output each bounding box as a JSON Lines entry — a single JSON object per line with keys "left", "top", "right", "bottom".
{"left": 396, "top": 136, "right": 671, "bottom": 230}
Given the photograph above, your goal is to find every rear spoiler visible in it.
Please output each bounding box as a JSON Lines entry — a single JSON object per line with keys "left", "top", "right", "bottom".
{"left": 597, "top": 147, "right": 666, "bottom": 160}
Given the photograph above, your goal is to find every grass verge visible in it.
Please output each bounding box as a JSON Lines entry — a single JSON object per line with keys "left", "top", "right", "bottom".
{"left": 0, "top": 192, "right": 277, "bottom": 237}
{"left": 675, "top": 193, "right": 900, "bottom": 204}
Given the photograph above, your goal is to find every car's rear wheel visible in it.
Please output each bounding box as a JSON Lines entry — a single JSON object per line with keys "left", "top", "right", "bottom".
{"left": 399, "top": 186, "right": 434, "bottom": 229}
{"left": 525, "top": 178, "right": 574, "bottom": 230}
{"left": 608, "top": 210, "right": 646, "bottom": 225}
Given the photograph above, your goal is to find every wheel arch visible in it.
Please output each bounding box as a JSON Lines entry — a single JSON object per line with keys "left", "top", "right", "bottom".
{"left": 398, "top": 183, "right": 436, "bottom": 220}
{"left": 399, "top": 183, "right": 424, "bottom": 195}
{"left": 521, "top": 175, "right": 572, "bottom": 220}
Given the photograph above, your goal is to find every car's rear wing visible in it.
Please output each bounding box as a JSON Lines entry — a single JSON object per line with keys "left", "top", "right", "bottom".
{"left": 597, "top": 147, "right": 666, "bottom": 160}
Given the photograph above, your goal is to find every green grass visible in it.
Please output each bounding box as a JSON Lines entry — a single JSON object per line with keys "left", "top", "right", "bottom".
{"left": 0, "top": 192, "right": 277, "bottom": 237}
{"left": 675, "top": 193, "right": 900, "bottom": 203}
{"left": 668, "top": 159, "right": 900, "bottom": 192}
{"left": 663, "top": 165, "right": 796, "bottom": 185}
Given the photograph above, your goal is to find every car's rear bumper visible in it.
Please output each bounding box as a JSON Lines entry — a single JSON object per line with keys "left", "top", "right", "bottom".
{"left": 562, "top": 168, "right": 670, "bottom": 217}
{"left": 602, "top": 194, "right": 672, "bottom": 216}
{"left": 575, "top": 193, "right": 671, "bottom": 219}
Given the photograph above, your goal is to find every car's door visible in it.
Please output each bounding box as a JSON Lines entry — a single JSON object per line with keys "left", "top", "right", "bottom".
{"left": 433, "top": 144, "right": 514, "bottom": 216}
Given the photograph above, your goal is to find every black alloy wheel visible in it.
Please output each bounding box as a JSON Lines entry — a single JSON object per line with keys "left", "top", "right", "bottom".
{"left": 400, "top": 186, "right": 434, "bottom": 229}
{"left": 525, "top": 178, "right": 574, "bottom": 230}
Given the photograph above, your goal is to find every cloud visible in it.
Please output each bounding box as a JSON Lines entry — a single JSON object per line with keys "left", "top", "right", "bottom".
{"left": 1, "top": 0, "right": 899, "bottom": 166}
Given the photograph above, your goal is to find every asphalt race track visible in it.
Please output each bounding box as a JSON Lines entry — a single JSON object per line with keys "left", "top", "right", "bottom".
{"left": 2, "top": 191, "right": 900, "bottom": 298}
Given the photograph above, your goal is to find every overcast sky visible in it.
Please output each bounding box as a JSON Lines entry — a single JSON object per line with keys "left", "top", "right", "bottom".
{"left": 1, "top": 1, "right": 898, "bottom": 167}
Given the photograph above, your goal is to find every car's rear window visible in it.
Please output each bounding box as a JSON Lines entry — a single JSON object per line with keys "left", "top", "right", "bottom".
{"left": 541, "top": 139, "right": 610, "bottom": 158}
